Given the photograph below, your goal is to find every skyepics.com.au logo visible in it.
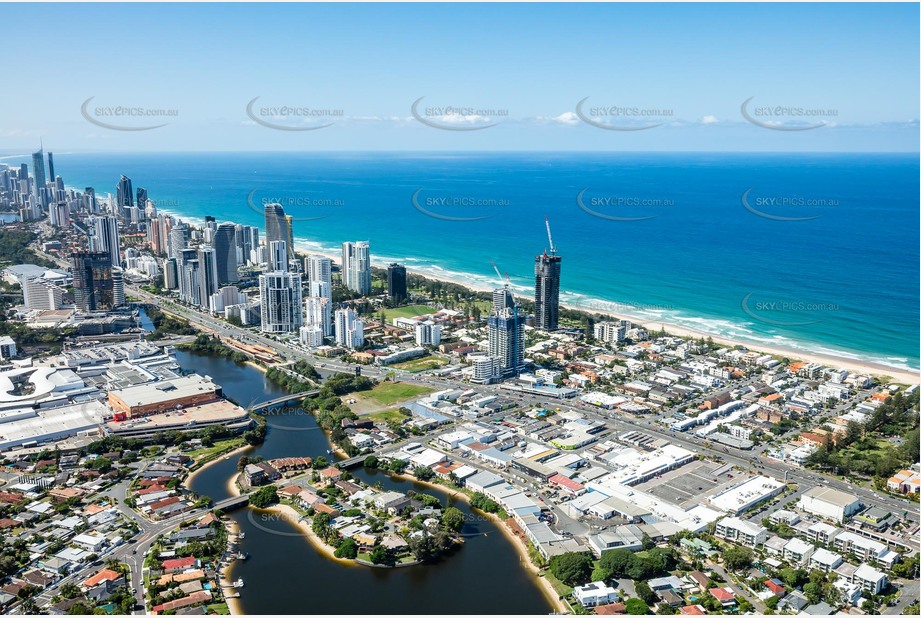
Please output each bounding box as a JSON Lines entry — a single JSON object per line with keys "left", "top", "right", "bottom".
{"left": 583, "top": 298, "right": 677, "bottom": 314}
{"left": 741, "top": 292, "right": 838, "bottom": 327}
{"left": 411, "top": 97, "right": 508, "bottom": 131}
{"left": 411, "top": 189, "right": 510, "bottom": 221}
{"left": 575, "top": 97, "right": 673, "bottom": 131}
{"left": 81, "top": 96, "right": 178, "bottom": 131}
{"left": 576, "top": 188, "right": 674, "bottom": 222}
{"left": 246, "top": 190, "right": 345, "bottom": 223}
{"left": 740, "top": 97, "right": 838, "bottom": 131}
{"left": 246, "top": 97, "right": 344, "bottom": 131}
{"left": 741, "top": 188, "right": 839, "bottom": 222}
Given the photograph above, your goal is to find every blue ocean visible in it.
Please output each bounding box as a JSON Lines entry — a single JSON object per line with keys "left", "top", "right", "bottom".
{"left": 6, "top": 151, "right": 918, "bottom": 370}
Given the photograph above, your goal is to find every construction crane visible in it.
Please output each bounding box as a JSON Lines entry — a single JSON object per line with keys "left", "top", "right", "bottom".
{"left": 490, "top": 260, "right": 503, "bottom": 285}
{"left": 490, "top": 260, "right": 512, "bottom": 288}
{"left": 545, "top": 216, "right": 557, "bottom": 255}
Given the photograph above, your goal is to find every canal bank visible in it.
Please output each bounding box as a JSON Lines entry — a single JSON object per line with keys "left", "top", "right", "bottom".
{"left": 182, "top": 349, "right": 554, "bottom": 614}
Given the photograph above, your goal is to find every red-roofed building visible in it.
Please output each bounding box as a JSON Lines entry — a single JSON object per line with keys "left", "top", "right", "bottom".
{"left": 0, "top": 492, "right": 24, "bottom": 504}
{"left": 161, "top": 556, "right": 197, "bottom": 573}
{"left": 0, "top": 518, "right": 18, "bottom": 529}
{"left": 593, "top": 602, "right": 626, "bottom": 615}
{"left": 314, "top": 503, "right": 340, "bottom": 517}
{"left": 319, "top": 467, "right": 342, "bottom": 485}
{"left": 82, "top": 568, "right": 121, "bottom": 589}
{"left": 708, "top": 588, "right": 736, "bottom": 607}
{"left": 679, "top": 605, "right": 706, "bottom": 615}
{"left": 764, "top": 579, "right": 785, "bottom": 597}
{"left": 152, "top": 590, "right": 211, "bottom": 613}
{"left": 548, "top": 473, "right": 585, "bottom": 494}
{"left": 149, "top": 495, "right": 181, "bottom": 509}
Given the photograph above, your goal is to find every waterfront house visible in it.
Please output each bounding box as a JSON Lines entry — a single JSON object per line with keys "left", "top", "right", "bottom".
{"left": 573, "top": 581, "right": 619, "bottom": 607}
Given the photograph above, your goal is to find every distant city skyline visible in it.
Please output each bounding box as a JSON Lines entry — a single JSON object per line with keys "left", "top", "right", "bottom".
{"left": 0, "top": 3, "right": 917, "bottom": 153}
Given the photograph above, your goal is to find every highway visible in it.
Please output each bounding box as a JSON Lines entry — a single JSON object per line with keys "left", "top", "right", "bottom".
{"left": 128, "top": 281, "right": 919, "bottom": 527}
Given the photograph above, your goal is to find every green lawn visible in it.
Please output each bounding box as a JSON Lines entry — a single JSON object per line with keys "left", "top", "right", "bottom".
{"left": 543, "top": 571, "right": 573, "bottom": 597}
{"left": 381, "top": 304, "right": 434, "bottom": 320}
{"left": 359, "top": 381, "right": 433, "bottom": 406}
{"left": 187, "top": 438, "right": 247, "bottom": 468}
{"left": 207, "top": 603, "right": 230, "bottom": 615}
{"left": 390, "top": 356, "right": 449, "bottom": 373}
{"left": 367, "top": 408, "right": 410, "bottom": 423}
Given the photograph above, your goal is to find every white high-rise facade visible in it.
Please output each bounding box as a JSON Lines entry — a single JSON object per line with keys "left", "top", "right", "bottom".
{"left": 414, "top": 321, "right": 442, "bottom": 346}
{"left": 334, "top": 308, "right": 364, "bottom": 349}
{"left": 306, "top": 255, "right": 332, "bottom": 299}
{"left": 259, "top": 271, "right": 303, "bottom": 334}
{"left": 341, "top": 241, "right": 371, "bottom": 296}
{"left": 304, "top": 295, "right": 332, "bottom": 338}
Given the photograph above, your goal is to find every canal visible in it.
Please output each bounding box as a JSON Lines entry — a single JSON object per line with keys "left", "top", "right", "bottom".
{"left": 176, "top": 349, "right": 554, "bottom": 614}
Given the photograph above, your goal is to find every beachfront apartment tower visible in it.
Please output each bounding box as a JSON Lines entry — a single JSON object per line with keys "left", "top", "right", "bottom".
{"left": 213, "top": 222, "right": 239, "bottom": 284}
{"left": 388, "top": 263, "right": 407, "bottom": 302}
{"left": 264, "top": 202, "right": 290, "bottom": 263}
{"left": 31, "top": 148, "right": 46, "bottom": 194}
{"left": 259, "top": 271, "right": 304, "bottom": 334}
{"left": 534, "top": 251, "right": 561, "bottom": 330}
{"left": 116, "top": 175, "right": 134, "bottom": 215}
{"left": 342, "top": 241, "right": 371, "bottom": 296}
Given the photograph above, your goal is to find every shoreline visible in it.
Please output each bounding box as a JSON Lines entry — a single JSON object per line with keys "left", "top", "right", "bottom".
{"left": 219, "top": 517, "right": 244, "bottom": 615}
{"left": 295, "top": 243, "right": 919, "bottom": 383}
{"left": 385, "top": 470, "right": 568, "bottom": 614}
{"left": 259, "top": 503, "right": 359, "bottom": 567}
{"left": 184, "top": 444, "right": 253, "bottom": 490}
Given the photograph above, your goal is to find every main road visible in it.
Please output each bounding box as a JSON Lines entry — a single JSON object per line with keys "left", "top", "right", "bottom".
{"left": 126, "top": 283, "right": 919, "bottom": 528}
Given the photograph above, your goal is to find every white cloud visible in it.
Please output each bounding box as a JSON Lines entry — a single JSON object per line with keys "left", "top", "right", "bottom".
{"left": 700, "top": 115, "right": 719, "bottom": 125}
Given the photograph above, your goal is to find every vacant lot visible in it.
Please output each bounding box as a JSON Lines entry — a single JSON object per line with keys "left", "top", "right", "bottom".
{"left": 391, "top": 356, "right": 449, "bottom": 373}
{"left": 359, "top": 381, "right": 433, "bottom": 406}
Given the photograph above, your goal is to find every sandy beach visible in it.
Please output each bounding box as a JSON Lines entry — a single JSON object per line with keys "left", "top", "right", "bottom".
{"left": 299, "top": 244, "right": 919, "bottom": 385}
{"left": 259, "top": 503, "right": 359, "bottom": 567}
{"left": 218, "top": 518, "right": 244, "bottom": 615}
{"left": 183, "top": 444, "right": 253, "bottom": 491}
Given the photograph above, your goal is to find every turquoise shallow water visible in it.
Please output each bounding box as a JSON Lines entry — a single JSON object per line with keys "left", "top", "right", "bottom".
{"left": 8, "top": 151, "right": 917, "bottom": 369}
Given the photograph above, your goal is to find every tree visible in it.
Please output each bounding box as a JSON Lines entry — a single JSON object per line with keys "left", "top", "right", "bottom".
{"left": 312, "top": 456, "right": 329, "bottom": 469}
{"left": 635, "top": 581, "right": 657, "bottom": 606}
{"left": 370, "top": 544, "right": 390, "bottom": 565}
{"left": 723, "top": 545, "right": 754, "bottom": 571}
{"left": 591, "top": 566, "right": 612, "bottom": 584}
{"left": 441, "top": 507, "right": 465, "bottom": 533}
{"left": 363, "top": 455, "right": 379, "bottom": 469}
{"left": 599, "top": 548, "right": 633, "bottom": 577}
{"left": 334, "top": 537, "right": 358, "bottom": 559}
{"left": 414, "top": 466, "right": 435, "bottom": 481}
{"left": 548, "top": 551, "right": 593, "bottom": 587}
{"left": 803, "top": 582, "right": 821, "bottom": 605}
{"left": 625, "top": 598, "right": 650, "bottom": 615}
{"left": 248, "top": 485, "right": 278, "bottom": 508}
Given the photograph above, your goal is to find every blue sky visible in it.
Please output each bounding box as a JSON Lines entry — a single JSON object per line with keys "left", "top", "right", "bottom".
{"left": 0, "top": 2, "right": 918, "bottom": 152}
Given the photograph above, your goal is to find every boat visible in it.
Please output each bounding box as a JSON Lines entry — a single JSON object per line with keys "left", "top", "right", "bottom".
{"left": 233, "top": 578, "right": 244, "bottom": 588}
{"left": 238, "top": 532, "right": 245, "bottom": 539}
